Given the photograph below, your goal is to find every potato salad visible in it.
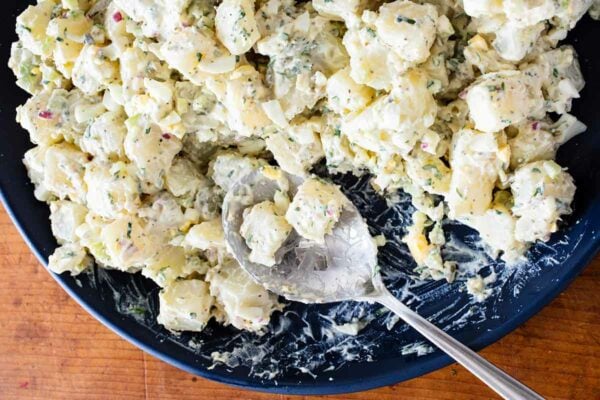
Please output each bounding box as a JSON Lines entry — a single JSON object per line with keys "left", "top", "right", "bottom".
{"left": 10, "top": 0, "right": 596, "bottom": 332}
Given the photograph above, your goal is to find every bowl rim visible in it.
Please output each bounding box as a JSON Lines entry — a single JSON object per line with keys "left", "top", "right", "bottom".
{"left": 2, "top": 186, "right": 600, "bottom": 395}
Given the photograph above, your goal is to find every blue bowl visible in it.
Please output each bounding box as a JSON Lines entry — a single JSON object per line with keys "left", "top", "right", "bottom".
{"left": 1, "top": 2, "right": 599, "bottom": 395}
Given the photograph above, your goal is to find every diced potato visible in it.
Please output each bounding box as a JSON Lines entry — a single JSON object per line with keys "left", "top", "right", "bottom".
{"left": 462, "top": 0, "right": 503, "bottom": 18}
{"left": 313, "top": 0, "right": 369, "bottom": 22}
{"left": 529, "top": 46, "right": 585, "bottom": 114}
{"left": 101, "top": 215, "right": 156, "bottom": 272}
{"left": 165, "top": 157, "right": 203, "bottom": 201}
{"left": 80, "top": 111, "right": 127, "bottom": 161}
{"left": 159, "top": 26, "right": 236, "bottom": 82}
{"left": 124, "top": 117, "right": 182, "bottom": 190}
{"left": 62, "top": 0, "right": 93, "bottom": 12}
{"left": 342, "top": 70, "right": 437, "bottom": 155}
{"left": 52, "top": 39, "right": 84, "bottom": 79}
{"left": 143, "top": 246, "right": 208, "bottom": 287}
{"left": 326, "top": 68, "right": 375, "bottom": 115}
{"left": 447, "top": 129, "right": 508, "bottom": 217}
{"left": 84, "top": 161, "right": 141, "bottom": 219}
{"left": 50, "top": 200, "right": 88, "bottom": 244}
{"left": 343, "top": 19, "right": 409, "bottom": 90}
{"left": 511, "top": 160, "right": 576, "bottom": 242}
{"left": 503, "top": 0, "right": 559, "bottom": 27}
{"left": 185, "top": 219, "right": 225, "bottom": 251}
{"left": 137, "top": 192, "right": 192, "bottom": 233}
{"left": 205, "top": 66, "right": 272, "bottom": 137}
{"left": 17, "top": 90, "right": 64, "bottom": 146}
{"left": 463, "top": 35, "right": 517, "bottom": 74}
{"left": 72, "top": 45, "right": 120, "bottom": 95}
{"left": 266, "top": 118, "right": 325, "bottom": 177}
{"left": 43, "top": 143, "right": 89, "bottom": 203}
{"left": 285, "top": 178, "right": 347, "bottom": 244}
{"left": 157, "top": 279, "right": 214, "bottom": 332}
{"left": 207, "top": 259, "right": 280, "bottom": 332}
{"left": 508, "top": 115, "right": 587, "bottom": 169}
{"left": 208, "top": 152, "right": 266, "bottom": 192}
{"left": 23, "top": 146, "right": 51, "bottom": 201}
{"left": 48, "top": 244, "right": 93, "bottom": 276}
{"left": 16, "top": 1, "right": 56, "bottom": 58}
{"left": 343, "top": 1, "right": 438, "bottom": 90}
{"left": 241, "top": 201, "right": 292, "bottom": 267}
{"left": 460, "top": 206, "right": 527, "bottom": 263}
{"left": 46, "top": 10, "right": 93, "bottom": 43}
{"left": 466, "top": 71, "right": 544, "bottom": 133}
{"left": 113, "top": 0, "right": 189, "bottom": 39}
{"left": 215, "top": 0, "right": 260, "bottom": 55}
{"left": 375, "top": 1, "right": 438, "bottom": 63}
{"left": 492, "top": 22, "right": 544, "bottom": 62}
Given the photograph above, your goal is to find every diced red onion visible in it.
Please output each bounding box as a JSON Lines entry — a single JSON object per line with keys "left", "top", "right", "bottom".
{"left": 38, "top": 110, "right": 53, "bottom": 119}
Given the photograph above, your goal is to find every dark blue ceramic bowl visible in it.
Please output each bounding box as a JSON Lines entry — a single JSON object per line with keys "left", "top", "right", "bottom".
{"left": 1, "top": 2, "right": 599, "bottom": 395}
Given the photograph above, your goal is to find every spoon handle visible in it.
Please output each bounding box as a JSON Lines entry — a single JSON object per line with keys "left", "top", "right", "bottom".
{"left": 373, "top": 289, "right": 544, "bottom": 400}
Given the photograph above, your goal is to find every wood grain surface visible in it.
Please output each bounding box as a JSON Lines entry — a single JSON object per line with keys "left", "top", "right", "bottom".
{"left": 0, "top": 204, "right": 598, "bottom": 400}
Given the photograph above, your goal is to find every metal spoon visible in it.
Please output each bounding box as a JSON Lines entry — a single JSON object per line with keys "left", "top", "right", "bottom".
{"left": 222, "top": 170, "right": 544, "bottom": 400}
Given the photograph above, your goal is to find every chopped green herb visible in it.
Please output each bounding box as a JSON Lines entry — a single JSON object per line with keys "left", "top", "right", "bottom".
{"left": 423, "top": 164, "right": 443, "bottom": 179}
{"left": 372, "top": 265, "right": 381, "bottom": 278}
{"left": 396, "top": 15, "right": 416, "bottom": 24}
{"left": 128, "top": 305, "right": 146, "bottom": 316}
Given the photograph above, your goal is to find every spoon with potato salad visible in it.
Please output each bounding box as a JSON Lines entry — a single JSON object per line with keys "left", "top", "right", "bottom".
{"left": 223, "top": 168, "right": 543, "bottom": 400}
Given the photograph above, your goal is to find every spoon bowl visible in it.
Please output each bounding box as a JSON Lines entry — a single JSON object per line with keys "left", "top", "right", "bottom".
{"left": 222, "top": 169, "right": 378, "bottom": 303}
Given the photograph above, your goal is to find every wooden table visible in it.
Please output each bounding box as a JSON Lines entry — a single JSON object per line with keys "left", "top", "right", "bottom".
{"left": 0, "top": 204, "right": 598, "bottom": 400}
